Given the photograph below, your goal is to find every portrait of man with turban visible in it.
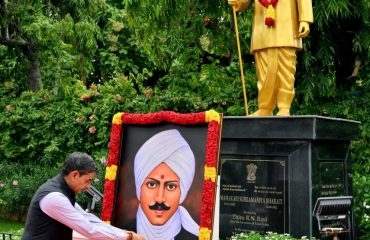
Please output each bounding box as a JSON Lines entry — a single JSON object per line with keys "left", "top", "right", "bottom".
{"left": 112, "top": 129, "right": 202, "bottom": 240}
{"left": 122, "top": 129, "right": 199, "bottom": 240}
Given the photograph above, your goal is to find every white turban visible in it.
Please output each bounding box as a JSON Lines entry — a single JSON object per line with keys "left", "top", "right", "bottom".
{"left": 134, "top": 129, "right": 195, "bottom": 203}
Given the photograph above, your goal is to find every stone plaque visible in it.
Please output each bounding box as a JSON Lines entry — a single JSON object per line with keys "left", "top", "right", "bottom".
{"left": 219, "top": 159, "right": 288, "bottom": 239}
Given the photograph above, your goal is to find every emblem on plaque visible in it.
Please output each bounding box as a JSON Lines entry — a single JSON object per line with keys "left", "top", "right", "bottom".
{"left": 246, "top": 163, "right": 257, "bottom": 181}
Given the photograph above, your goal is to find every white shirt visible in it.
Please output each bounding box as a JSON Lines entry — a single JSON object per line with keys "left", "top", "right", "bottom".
{"left": 40, "top": 192, "right": 128, "bottom": 240}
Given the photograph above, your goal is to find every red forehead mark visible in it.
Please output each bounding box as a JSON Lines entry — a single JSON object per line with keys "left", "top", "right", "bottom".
{"left": 161, "top": 175, "right": 165, "bottom": 179}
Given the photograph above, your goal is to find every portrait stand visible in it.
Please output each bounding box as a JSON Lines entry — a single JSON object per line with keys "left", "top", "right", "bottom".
{"left": 85, "top": 186, "right": 103, "bottom": 213}
{"left": 101, "top": 110, "right": 222, "bottom": 240}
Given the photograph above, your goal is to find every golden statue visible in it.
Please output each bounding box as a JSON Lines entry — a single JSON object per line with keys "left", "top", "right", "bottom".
{"left": 228, "top": 0, "right": 313, "bottom": 116}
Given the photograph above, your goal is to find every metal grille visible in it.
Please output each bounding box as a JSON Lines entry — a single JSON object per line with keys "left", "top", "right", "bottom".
{"left": 314, "top": 197, "right": 352, "bottom": 220}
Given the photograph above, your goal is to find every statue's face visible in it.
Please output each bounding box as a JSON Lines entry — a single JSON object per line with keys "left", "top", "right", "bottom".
{"left": 140, "top": 163, "right": 181, "bottom": 225}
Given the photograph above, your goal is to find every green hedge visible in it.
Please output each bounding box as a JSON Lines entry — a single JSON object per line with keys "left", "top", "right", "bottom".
{"left": 0, "top": 76, "right": 369, "bottom": 238}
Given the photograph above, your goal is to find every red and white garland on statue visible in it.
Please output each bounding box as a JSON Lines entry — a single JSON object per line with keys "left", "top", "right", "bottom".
{"left": 258, "top": 0, "right": 278, "bottom": 26}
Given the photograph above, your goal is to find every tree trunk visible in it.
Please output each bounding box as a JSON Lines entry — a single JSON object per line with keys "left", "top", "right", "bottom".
{"left": 28, "top": 60, "right": 42, "bottom": 91}
{"left": 1, "top": 0, "right": 42, "bottom": 91}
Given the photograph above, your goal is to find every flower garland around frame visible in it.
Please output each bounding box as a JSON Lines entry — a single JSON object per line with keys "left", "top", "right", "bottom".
{"left": 101, "top": 110, "right": 222, "bottom": 240}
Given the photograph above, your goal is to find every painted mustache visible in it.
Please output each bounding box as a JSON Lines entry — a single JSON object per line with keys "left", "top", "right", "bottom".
{"left": 149, "top": 202, "right": 171, "bottom": 211}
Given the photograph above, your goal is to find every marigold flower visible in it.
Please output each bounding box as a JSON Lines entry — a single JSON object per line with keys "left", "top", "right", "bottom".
{"left": 205, "top": 109, "right": 220, "bottom": 123}
{"left": 105, "top": 165, "right": 118, "bottom": 181}
{"left": 112, "top": 113, "right": 123, "bottom": 124}
{"left": 199, "top": 227, "right": 212, "bottom": 240}
{"left": 204, "top": 166, "right": 217, "bottom": 182}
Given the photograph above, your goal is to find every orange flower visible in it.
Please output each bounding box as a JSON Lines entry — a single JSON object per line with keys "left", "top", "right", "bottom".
{"left": 144, "top": 89, "right": 152, "bottom": 98}
{"left": 80, "top": 93, "right": 92, "bottom": 101}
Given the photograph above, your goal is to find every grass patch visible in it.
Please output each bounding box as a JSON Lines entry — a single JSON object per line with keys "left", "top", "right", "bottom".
{"left": 0, "top": 219, "right": 24, "bottom": 232}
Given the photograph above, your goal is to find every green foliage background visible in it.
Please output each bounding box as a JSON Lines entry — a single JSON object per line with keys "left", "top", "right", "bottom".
{"left": 0, "top": 0, "right": 369, "bottom": 239}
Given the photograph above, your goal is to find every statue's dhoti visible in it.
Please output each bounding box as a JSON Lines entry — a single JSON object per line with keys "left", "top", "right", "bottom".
{"left": 254, "top": 47, "right": 297, "bottom": 116}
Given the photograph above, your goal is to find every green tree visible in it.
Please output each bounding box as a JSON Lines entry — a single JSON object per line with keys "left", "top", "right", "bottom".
{"left": 0, "top": 0, "right": 152, "bottom": 94}
{"left": 0, "top": 0, "right": 42, "bottom": 91}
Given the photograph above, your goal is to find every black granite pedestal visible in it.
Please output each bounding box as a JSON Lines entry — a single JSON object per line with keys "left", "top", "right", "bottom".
{"left": 218, "top": 116, "right": 360, "bottom": 239}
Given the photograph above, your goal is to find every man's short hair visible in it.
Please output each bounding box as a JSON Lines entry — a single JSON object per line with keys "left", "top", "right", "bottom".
{"left": 61, "top": 152, "right": 98, "bottom": 176}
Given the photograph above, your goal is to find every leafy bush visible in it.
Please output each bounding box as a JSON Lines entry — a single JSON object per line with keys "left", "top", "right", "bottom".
{"left": 0, "top": 162, "right": 59, "bottom": 221}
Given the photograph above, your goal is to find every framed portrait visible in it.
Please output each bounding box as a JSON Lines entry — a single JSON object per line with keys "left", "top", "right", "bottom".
{"left": 101, "top": 110, "right": 222, "bottom": 240}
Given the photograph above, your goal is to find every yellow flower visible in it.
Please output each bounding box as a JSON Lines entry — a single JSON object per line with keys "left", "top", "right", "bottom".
{"left": 112, "top": 21, "right": 124, "bottom": 32}
{"left": 199, "top": 227, "right": 212, "bottom": 240}
{"left": 112, "top": 112, "right": 123, "bottom": 124}
{"left": 109, "top": 44, "right": 118, "bottom": 52}
{"left": 108, "top": 34, "right": 119, "bottom": 42}
{"left": 204, "top": 166, "right": 217, "bottom": 182}
{"left": 266, "top": 5, "right": 275, "bottom": 19}
{"left": 205, "top": 109, "right": 220, "bottom": 123}
{"left": 104, "top": 221, "right": 111, "bottom": 224}
{"left": 105, "top": 165, "right": 118, "bottom": 181}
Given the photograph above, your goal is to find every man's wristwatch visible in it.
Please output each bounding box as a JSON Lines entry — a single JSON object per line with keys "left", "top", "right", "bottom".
{"left": 126, "top": 232, "right": 133, "bottom": 240}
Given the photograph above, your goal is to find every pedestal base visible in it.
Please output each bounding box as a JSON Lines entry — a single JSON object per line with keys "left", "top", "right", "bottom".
{"left": 217, "top": 116, "right": 359, "bottom": 239}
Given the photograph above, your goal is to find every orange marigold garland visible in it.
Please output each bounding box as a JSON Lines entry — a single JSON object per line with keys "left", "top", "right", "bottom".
{"left": 259, "top": 0, "right": 278, "bottom": 26}
{"left": 101, "top": 110, "right": 222, "bottom": 240}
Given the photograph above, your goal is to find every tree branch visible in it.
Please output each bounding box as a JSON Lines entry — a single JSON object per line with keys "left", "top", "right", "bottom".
{"left": 0, "top": 0, "right": 5, "bottom": 15}
{"left": 10, "top": 21, "right": 32, "bottom": 42}
{"left": 0, "top": 37, "right": 28, "bottom": 47}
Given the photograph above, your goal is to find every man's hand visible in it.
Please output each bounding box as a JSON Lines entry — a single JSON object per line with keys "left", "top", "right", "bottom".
{"left": 124, "top": 231, "right": 146, "bottom": 240}
{"left": 228, "top": 0, "right": 250, "bottom": 11}
{"left": 298, "top": 22, "right": 310, "bottom": 38}
{"left": 132, "top": 232, "right": 145, "bottom": 240}
{"left": 228, "top": 0, "right": 240, "bottom": 6}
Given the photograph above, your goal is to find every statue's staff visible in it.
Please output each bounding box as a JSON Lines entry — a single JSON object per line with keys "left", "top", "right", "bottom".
{"left": 231, "top": 4, "right": 249, "bottom": 116}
